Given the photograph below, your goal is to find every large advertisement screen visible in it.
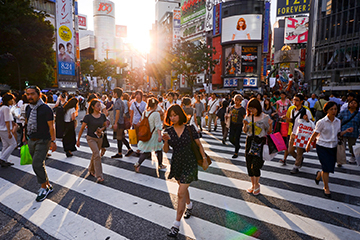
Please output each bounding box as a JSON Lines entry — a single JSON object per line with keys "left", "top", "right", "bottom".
{"left": 56, "top": 0, "right": 75, "bottom": 76}
{"left": 241, "top": 46, "right": 258, "bottom": 74}
{"left": 277, "top": 0, "right": 310, "bottom": 17}
{"left": 284, "top": 17, "right": 309, "bottom": 44}
{"left": 181, "top": 0, "right": 206, "bottom": 24}
{"left": 221, "top": 14, "right": 262, "bottom": 43}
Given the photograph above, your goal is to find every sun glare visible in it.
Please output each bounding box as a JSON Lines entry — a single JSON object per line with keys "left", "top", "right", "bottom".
{"left": 128, "top": 34, "right": 151, "bottom": 54}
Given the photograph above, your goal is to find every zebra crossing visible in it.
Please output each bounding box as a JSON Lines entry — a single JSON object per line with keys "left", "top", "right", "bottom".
{"left": 0, "top": 125, "right": 360, "bottom": 239}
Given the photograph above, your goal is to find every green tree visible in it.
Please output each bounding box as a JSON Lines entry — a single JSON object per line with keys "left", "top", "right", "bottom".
{"left": 171, "top": 39, "right": 217, "bottom": 93}
{"left": 0, "top": 0, "right": 55, "bottom": 89}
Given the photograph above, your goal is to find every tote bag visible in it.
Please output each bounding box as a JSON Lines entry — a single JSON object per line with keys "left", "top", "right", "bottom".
{"left": 280, "top": 122, "right": 289, "bottom": 137}
{"left": 336, "top": 137, "right": 347, "bottom": 165}
{"left": 269, "top": 132, "right": 287, "bottom": 152}
{"left": 128, "top": 129, "right": 138, "bottom": 145}
{"left": 353, "top": 145, "right": 360, "bottom": 165}
{"left": 20, "top": 145, "right": 33, "bottom": 165}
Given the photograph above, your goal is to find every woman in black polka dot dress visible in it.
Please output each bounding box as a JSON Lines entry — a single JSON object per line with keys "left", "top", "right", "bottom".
{"left": 163, "top": 104, "right": 207, "bottom": 238}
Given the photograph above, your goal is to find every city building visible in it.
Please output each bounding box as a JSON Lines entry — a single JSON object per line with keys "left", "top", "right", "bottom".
{"left": 309, "top": 0, "right": 360, "bottom": 92}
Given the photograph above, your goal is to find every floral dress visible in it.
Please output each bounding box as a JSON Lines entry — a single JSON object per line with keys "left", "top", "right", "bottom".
{"left": 165, "top": 125, "right": 199, "bottom": 184}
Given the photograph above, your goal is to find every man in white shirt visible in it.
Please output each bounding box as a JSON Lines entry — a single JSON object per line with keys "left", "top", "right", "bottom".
{"left": 207, "top": 93, "right": 220, "bottom": 132}
{"left": 289, "top": 94, "right": 313, "bottom": 174}
{"left": 130, "top": 90, "right": 146, "bottom": 126}
{"left": 174, "top": 92, "right": 182, "bottom": 105}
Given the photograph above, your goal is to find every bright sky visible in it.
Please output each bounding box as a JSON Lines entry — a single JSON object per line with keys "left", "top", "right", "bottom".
{"left": 77, "top": 0, "right": 278, "bottom": 54}
{"left": 77, "top": 0, "right": 155, "bottom": 53}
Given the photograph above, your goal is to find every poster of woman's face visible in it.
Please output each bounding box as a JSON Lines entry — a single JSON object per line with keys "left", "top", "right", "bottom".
{"left": 222, "top": 14, "right": 262, "bottom": 43}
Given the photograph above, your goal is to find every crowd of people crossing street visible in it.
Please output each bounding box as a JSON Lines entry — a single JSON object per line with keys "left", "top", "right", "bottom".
{"left": 0, "top": 86, "right": 359, "bottom": 239}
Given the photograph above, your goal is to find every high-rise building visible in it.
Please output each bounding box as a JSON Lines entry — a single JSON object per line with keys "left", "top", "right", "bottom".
{"left": 310, "top": 0, "right": 360, "bottom": 92}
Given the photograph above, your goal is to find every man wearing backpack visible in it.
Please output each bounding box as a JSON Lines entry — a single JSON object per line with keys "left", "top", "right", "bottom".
{"left": 112, "top": 87, "right": 134, "bottom": 158}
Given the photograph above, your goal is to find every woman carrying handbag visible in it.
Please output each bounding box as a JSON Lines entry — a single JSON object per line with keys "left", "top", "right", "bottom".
{"left": 243, "top": 98, "right": 272, "bottom": 196}
{"left": 305, "top": 101, "right": 353, "bottom": 199}
{"left": 162, "top": 104, "right": 208, "bottom": 238}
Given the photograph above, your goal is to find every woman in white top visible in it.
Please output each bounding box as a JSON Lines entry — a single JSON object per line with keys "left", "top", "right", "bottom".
{"left": 306, "top": 101, "right": 353, "bottom": 199}
{"left": 134, "top": 97, "right": 165, "bottom": 172}
{"left": 0, "top": 93, "right": 17, "bottom": 167}
{"left": 62, "top": 97, "right": 78, "bottom": 157}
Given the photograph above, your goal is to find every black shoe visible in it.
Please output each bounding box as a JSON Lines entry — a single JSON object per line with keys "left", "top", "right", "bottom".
{"left": 111, "top": 154, "right": 123, "bottom": 158}
{"left": 125, "top": 149, "right": 134, "bottom": 157}
{"left": 214, "top": 126, "right": 217, "bottom": 131}
{"left": 36, "top": 187, "right": 51, "bottom": 202}
{"left": 232, "top": 153, "right": 238, "bottom": 159}
{"left": 66, "top": 151, "right": 73, "bottom": 157}
{"left": 167, "top": 226, "right": 179, "bottom": 238}
{"left": 0, "top": 160, "right": 11, "bottom": 168}
{"left": 315, "top": 171, "right": 320, "bottom": 185}
{"left": 324, "top": 192, "right": 331, "bottom": 199}
{"left": 184, "top": 208, "right": 192, "bottom": 219}
{"left": 222, "top": 139, "right": 226, "bottom": 145}
{"left": 290, "top": 168, "right": 299, "bottom": 174}
{"left": 337, "top": 164, "right": 342, "bottom": 168}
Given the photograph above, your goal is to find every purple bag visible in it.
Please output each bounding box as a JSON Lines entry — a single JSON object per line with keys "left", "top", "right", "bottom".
{"left": 269, "top": 132, "right": 287, "bottom": 152}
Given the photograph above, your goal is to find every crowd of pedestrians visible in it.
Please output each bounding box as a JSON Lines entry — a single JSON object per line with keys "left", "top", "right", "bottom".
{"left": 0, "top": 85, "right": 359, "bottom": 237}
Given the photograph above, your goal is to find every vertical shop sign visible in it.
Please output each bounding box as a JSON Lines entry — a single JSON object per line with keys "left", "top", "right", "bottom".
{"left": 263, "top": 2, "right": 270, "bottom": 53}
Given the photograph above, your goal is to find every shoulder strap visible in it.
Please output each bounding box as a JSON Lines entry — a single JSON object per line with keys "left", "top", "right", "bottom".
{"left": 252, "top": 114, "right": 255, "bottom": 137}
{"left": 341, "top": 112, "right": 357, "bottom": 126}
{"left": 134, "top": 103, "right": 142, "bottom": 115}
{"left": 187, "top": 125, "right": 194, "bottom": 141}
{"left": 319, "top": 100, "right": 323, "bottom": 110}
{"left": 293, "top": 107, "right": 303, "bottom": 121}
{"left": 209, "top": 99, "right": 217, "bottom": 110}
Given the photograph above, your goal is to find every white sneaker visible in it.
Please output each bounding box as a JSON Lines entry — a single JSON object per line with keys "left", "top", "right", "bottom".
{"left": 348, "top": 156, "right": 356, "bottom": 164}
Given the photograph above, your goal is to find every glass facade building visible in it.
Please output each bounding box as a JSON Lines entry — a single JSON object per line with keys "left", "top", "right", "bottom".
{"left": 311, "top": 0, "right": 360, "bottom": 91}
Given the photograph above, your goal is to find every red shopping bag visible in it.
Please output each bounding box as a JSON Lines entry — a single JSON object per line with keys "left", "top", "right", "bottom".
{"left": 280, "top": 122, "right": 289, "bottom": 137}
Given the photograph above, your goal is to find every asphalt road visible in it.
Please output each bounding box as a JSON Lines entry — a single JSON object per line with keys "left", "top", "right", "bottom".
{"left": 0, "top": 110, "right": 359, "bottom": 240}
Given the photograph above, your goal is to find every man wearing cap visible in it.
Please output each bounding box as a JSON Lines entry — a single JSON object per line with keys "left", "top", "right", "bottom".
{"left": 340, "top": 92, "right": 356, "bottom": 112}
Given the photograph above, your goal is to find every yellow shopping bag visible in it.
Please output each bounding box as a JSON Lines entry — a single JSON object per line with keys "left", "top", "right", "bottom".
{"left": 128, "top": 129, "right": 138, "bottom": 145}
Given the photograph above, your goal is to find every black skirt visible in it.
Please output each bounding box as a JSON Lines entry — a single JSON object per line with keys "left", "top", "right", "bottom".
{"left": 63, "top": 121, "right": 77, "bottom": 152}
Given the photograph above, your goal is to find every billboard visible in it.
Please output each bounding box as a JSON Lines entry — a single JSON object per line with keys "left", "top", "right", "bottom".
{"left": 213, "top": 3, "right": 221, "bottom": 35}
{"left": 78, "top": 14, "right": 87, "bottom": 30}
{"left": 284, "top": 17, "right": 309, "bottom": 44}
{"left": 221, "top": 14, "right": 262, "bottom": 43}
{"left": 181, "top": 0, "right": 206, "bottom": 24}
{"left": 56, "top": 0, "right": 75, "bottom": 76}
{"left": 241, "top": 46, "right": 258, "bottom": 74}
{"left": 277, "top": 0, "right": 310, "bottom": 17}
{"left": 224, "top": 45, "right": 241, "bottom": 76}
{"left": 173, "top": 9, "right": 181, "bottom": 46}
{"left": 116, "top": 25, "right": 127, "bottom": 38}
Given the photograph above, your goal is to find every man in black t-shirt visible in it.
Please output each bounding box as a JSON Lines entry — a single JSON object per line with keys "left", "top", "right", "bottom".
{"left": 24, "top": 86, "right": 56, "bottom": 202}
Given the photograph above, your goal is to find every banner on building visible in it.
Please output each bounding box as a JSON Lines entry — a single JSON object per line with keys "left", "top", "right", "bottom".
{"left": 181, "top": 0, "right": 206, "bottom": 24}
{"left": 173, "top": 9, "right": 181, "bottom": 46}
{"left": 223, "top": 78, "right": 238, "bottom": 88}
{"left": 116, "top": 25, "right": 127, "bottom": 38}
{"left": 263, "top": 2, "right": 270, "bottom": 53}
{"left": 205, "top": 0, "right": 214, "bottom": 32}
{"left": 56, "top": 0, "right": 75, "bottom": 76}
{"left": 277, "top": 0, "right": 310, "bottom": 17}
{"left": 222, "top": 14, "right": 262, "bottom": 43}
{"left": 213, "top": 3, "right": 221, "bottom": 35}
{"left": 243, "top": 77, "right": 258, "bottom": 87}
{"left": 224, "top": 45, "right": 241, "bottom": 76}
{"left": 284, "top": 17, "right": 309, "bottom": 44}
{"left": 181, "top": 20, "right": 205, "bottom": 39}
{"left": 78, "top": 15, "right": 87, "bottom": 30}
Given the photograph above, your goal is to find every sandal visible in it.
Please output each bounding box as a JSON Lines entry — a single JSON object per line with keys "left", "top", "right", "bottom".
{"left": 246, "top": 187, "right": 254, "bottom": 194}
{"left": 100, "top": 149, "right": 106, "bottom": 157}
{"left": 279, "top": 159, "right": 286, "bottom": 166}
{"left": 96, "top": 177, "right": 104, "bottom": 183}
{"left": 158, "top": 165, "right": 167, "bottom": 170}
{"left": 315, "top": 171, "right": 321, "bottom": 185}
{"left": 134, "top": 163, "right": 140, "bottom": 173}
{"left": 253, "top": 185, "right": 260, "bottom": 196}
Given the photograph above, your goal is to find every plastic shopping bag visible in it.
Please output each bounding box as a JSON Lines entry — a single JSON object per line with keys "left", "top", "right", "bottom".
{"left": 20, "top": 145, "right": 33, "bottom": 165}
{"left": 269, "top": 132, "right": 287, "bottom": 152}
{"left": 263, "top": 145, "right": 277, "bottom": 161}
{"left": 353, "top": 144, "right": 360, "bottom": 166}
{"left": 128, "top": 129, "right": 138, "bottom": 145}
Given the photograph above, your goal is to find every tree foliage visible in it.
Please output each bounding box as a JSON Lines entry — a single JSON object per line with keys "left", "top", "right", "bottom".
{"left": 171, "top": 39, "right": 217, "bottom": 92}
{"left": 145, "top": 55, "right": 171, "bottom": 90}
{"left": 0, "top": 0, "right": 55, "bottom": 89}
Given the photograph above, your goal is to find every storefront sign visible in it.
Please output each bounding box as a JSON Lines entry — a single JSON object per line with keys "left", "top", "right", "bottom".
{"left": 263, "top": 2, "right": 270, "bottom": 53}
{"left": 277, "top": 0, "right": 310, "bottom": 17}
{"left": 213, "top": 3, "right": 221, "bottom": 35}
{"left": 243, "top": 77, "right": 257, "bottom": 87}
{"left": 205, "top": 0, "right": 214, "bottom": 32}
{"left": 223, "top": 78, "right": 238, "bottom": 88}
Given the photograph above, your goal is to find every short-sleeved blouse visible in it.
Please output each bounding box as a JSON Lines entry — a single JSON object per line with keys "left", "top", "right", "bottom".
{"left": 244, "top": 113, "right": 270, "bottom": 138}
{"left": 165, "top": 124, "right": 199, "bottom": 184}
{"left": 276, "top": 99, "right": 291, "bottom": 117}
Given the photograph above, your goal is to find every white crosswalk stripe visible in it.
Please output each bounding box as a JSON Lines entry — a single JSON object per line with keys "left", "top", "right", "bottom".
{"left": 1, "top": 125, "right": 360, "bottom": 240}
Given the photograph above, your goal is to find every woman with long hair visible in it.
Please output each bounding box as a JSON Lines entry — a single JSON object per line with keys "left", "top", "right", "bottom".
{"left": 0, "top": 93, "right": 17, "bottom": 167}
{"left": 62, "top": 97, "right": 78, "bottom": 157}
{"left": 263, "top": 98, "right": 277, "bottom": 124}
{"left": 243, "top": 98, "right": 272, "bottom": 195}
{"left": 76, "top": 99, "right": 107, "bottom": 183}
{"left": 134, "top": 97, "right": 165, "bottom": 172}
{"left": 306, "top": 101, "right": 353, "bottom": 198}
{"left": 162, "top": 104, "right": 208, "bottom": 238}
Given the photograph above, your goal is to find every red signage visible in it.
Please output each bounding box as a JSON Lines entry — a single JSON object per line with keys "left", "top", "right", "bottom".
{"left": 98, "top": 2, "right": 113, "bottom": 14}
{"left": 78, "top": 15, "right": 87, "bottom": 28}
